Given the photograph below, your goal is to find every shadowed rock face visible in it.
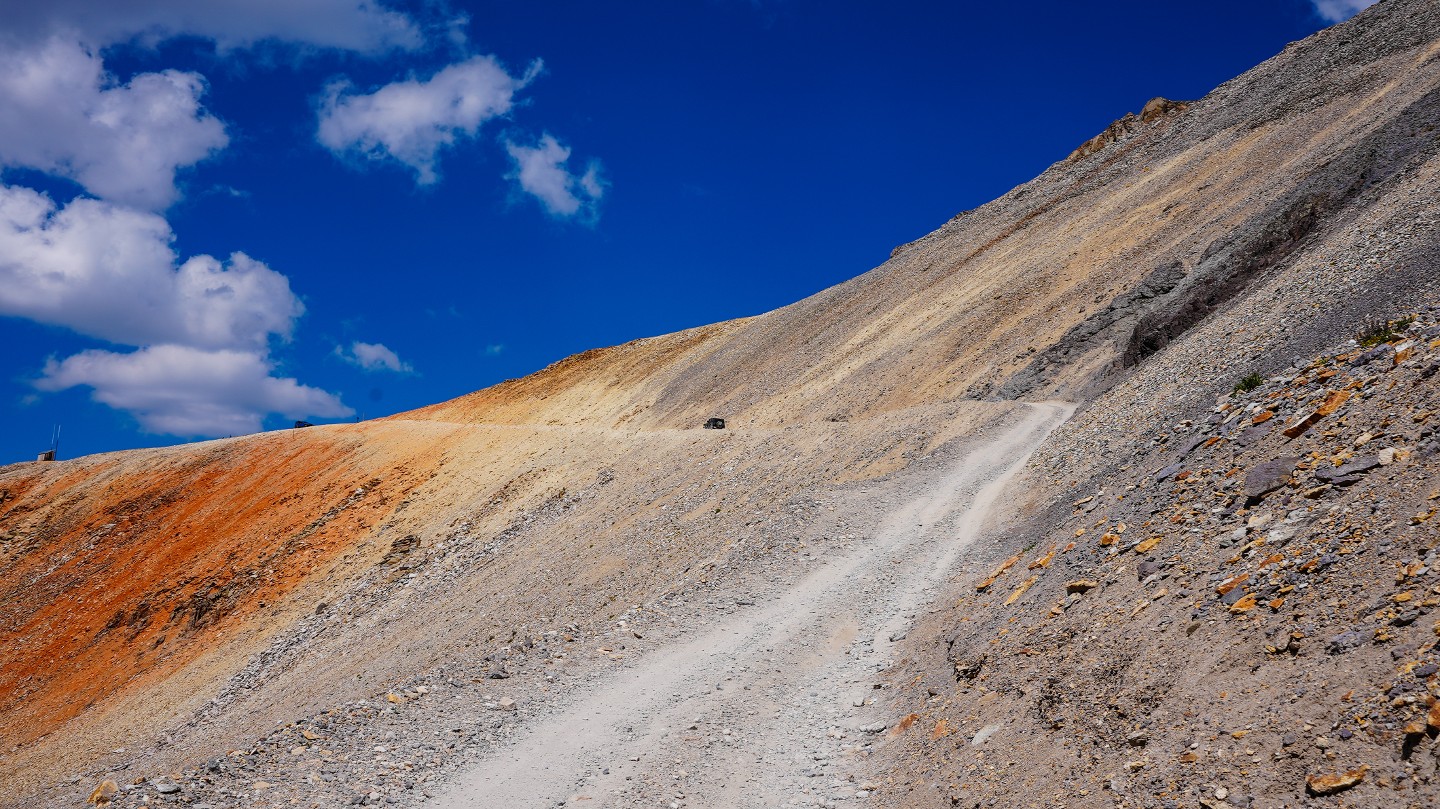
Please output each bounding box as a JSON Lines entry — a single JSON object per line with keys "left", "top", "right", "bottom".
{"left": 5, "top": 0, "right": 1440, "bottom": 806}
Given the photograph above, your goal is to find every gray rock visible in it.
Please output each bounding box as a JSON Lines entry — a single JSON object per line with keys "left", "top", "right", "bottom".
{"left": 1315, "top": 455, "right": 1381, "bottom": 482}
{"left": 1349, "top": 344, "right": 1392, "bottom": 367}
{"left": 1245, "top": 456, "right": 1300, "bottom": 502}
{"left": 1326, "top": 630, "right": 1366, "bottom": 655}
{"left": 1236, "top": 423, "right": 1273, "bottom": 448}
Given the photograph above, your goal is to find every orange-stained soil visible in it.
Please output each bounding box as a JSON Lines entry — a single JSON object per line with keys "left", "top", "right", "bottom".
{"left": 0, "top": 427, "right": 435, "bottom": 750}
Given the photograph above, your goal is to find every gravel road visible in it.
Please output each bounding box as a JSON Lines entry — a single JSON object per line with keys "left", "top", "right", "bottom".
{"left": 430, "top": 402, "right": 1073, "bottom": 808}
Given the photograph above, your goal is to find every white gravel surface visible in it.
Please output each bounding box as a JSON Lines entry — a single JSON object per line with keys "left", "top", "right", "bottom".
{"left": 430, "top": 402, "right": 1073, "bottom": 809}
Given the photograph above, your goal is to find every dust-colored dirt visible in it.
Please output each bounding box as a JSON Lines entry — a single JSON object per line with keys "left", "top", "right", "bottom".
{"left": 428, "top": 403, "right": 1071, "bottom": 808}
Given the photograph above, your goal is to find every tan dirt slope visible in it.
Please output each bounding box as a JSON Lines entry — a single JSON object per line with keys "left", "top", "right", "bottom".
{"left": 3, "top": 0, "right": 1440, "bottom": 806}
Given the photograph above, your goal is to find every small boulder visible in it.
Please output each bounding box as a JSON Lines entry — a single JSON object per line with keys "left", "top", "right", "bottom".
{"left": 1315, "top": 455, "right": 1381, "bottom": 482}
{"left": 1325, "top": 630, "right": 1366, "bottom": 655}
{"left": 1305, "top": 767, "right": 1365, "bottom": 796}
{"left": 1245, "top": 456, "right": 1300, "bottom": 503}
{"left": 1154, "top": 463, "right": 1183, "bottom": 483}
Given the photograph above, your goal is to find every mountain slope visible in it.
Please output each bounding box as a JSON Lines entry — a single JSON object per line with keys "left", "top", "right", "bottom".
{"left": 3, "top": 1, "right": 1440, "bottom": 806}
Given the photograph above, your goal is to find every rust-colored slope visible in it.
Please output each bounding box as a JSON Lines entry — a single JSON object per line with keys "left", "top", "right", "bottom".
{"left": 0, "top": 426, "right": 440, "bottom": 750}
{"left": 2, "top": 400, "right": 1021, "bottom": 802}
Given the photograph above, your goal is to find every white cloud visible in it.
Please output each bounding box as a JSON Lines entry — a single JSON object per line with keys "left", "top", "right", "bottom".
{"left": 337, "top": 341, "right": 413, "bottom": 373}
{"left": 0, "top": 0, "right": 422, "bottom": 53}
{"left": 1312, "top": 0, "right": 1379, "bottom": 22}
{"left": 0, "top": 38, "right": 228, "bottom": 210}
{"left": 36, "top": 345, "right": 351, "bottom": 436}
{"left": 0, "top": 185, "right": 300, "bottom": 349}
{"left": 318, "top": 56, "right": 538, "bottom": 184}
{"left": 504, "top": 134, "right": 605, "bottom": 219}
{"left": 0, "top": 2, "right": 425, "bottom": 437}
{"left": 0, "top": 184, "right": 348, "bottom": 436}
{"left": 0, "top": 2, "right": 432, "bottom": 209}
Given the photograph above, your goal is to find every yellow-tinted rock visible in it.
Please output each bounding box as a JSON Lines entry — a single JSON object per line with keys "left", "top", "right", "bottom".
{"left": 87, "top": 780, "right": 118, "bottom": 806}
{"left": 1284, "top": 390, "right": 1350, "bottom": 438}
{"left": 1216, "top": 574, "right": 1249, "bottom": 596}
{"left": 976, "top": 553, "right": 1023, "bottom": 591}
{"left": 1028, "top": 545, "right": 1057, "bottom": 570}
{"left": 1306, "top": 767, "right": 1366, "bottom": 795}
{"left": 1228, "top": 594, "right": 1258, "bottom": 613}
{"left": 1395, "top": 341, "right": 1415, "bottom": 365}
{"left": 1005, "top": 575, "right": 1039, "bottom": 605}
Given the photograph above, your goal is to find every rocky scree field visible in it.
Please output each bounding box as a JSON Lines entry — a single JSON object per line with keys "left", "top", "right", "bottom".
{"left": 876, "top": 315, "right": 1440, "bottom": 809}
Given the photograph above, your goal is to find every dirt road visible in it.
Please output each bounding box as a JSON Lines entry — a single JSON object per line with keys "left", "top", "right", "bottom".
{"left": 430, "top": 402, "right": 1072, "bottom": 808}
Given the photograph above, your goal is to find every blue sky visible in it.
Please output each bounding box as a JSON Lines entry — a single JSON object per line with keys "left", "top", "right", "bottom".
{"left": 0, "top": 0, "right": 1375, "bottom": 461}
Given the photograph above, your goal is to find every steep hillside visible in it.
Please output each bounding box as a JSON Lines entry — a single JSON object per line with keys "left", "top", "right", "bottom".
{"left": 2, "top": 1, "right": 1439, "bottom": 807}
{"left": 412, "top": 0, "right": 1440, "bottom": 430}
{"left": 881, "top": 312, "right": 1440, "bottom": 809}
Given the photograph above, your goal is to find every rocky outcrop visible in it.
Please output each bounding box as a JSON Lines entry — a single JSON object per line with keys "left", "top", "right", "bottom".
{"left": 1067, "top": 97, "right": 1189, "bottom": 161}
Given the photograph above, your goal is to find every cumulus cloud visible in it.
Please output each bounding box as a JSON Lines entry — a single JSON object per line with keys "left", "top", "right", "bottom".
{"left": 1312, "top": 0, "right": 1380, "bottom": 22}
{"left": 0, "top": 0, "right": 422, "bottom": 53}
{"left": 0, "top": 38, "right": 228, "bottom": 210}
{"left": 0, "top": 184, "right": 347, "bottom": 436}
{"left": 337, "top": 341, "right": 413, "bottom": 373}
{"left": 318, "top": 56, "right": 539, "bottom": 184}
{"left": 504, "top": 134, "right": 605, "bottom": 219}
{"left": 36, "top": 345, "right": 351, "bottom": 436}
{"left": 0, "top": 2, "right": 435, "bottom": 437}
{"left": 0, "top": 185, "right": 300, "bottom": 349}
